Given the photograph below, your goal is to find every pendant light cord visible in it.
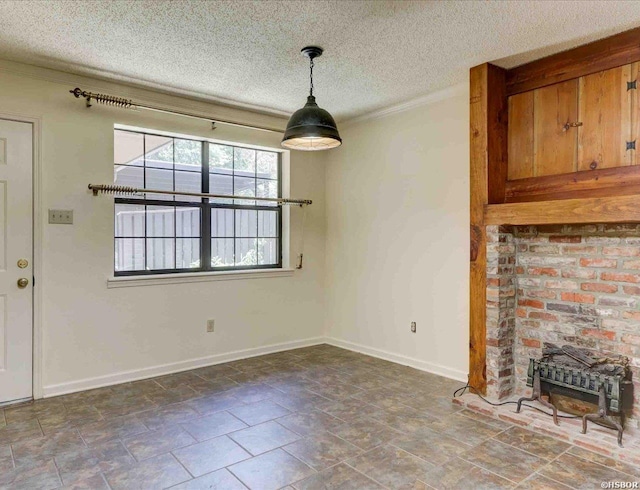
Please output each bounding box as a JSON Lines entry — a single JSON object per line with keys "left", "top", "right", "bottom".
{"left": 309, "top": 57, "right": 314, "bottom": 97}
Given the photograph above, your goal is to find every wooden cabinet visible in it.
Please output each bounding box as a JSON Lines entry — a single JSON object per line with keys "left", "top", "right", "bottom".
{"left": 535, "top": 80, "right": 578, "bottom": 177}
{"left": 507, "top": 91, "right": 534, "bottom": 180}
{"left": 578, "top": 64, "right": 633, "bottom": 170}
{"left": 508, "top": 63, "right": 638, "bottom": 180}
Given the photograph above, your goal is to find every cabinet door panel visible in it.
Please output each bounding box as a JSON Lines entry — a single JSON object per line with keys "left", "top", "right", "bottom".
{"left": 534, "top": 80, "right": 578, "bottom": 177}
{"left": 578, "top": 64, "right": 632, "bottom": 170}
{"left": 508, "top": 91, "right": 534, "bottom": 180}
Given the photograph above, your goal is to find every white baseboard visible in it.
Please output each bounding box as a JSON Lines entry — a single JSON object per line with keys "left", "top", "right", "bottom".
{"left": 42, "top": 335, "right": 467, "bottom": 398}
{"left": 42, "top": 337, "right": 325, "bottom": 398}
{"left": 325, "top": 337, "right": 468, "bottom": 382}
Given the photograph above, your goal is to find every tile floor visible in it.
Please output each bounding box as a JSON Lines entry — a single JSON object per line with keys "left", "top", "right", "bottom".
{"left": 453, "top": 391, "right": 640, "bottom": 467}
{"left": 1, "top": 344, "right": 639, "bottom": 489}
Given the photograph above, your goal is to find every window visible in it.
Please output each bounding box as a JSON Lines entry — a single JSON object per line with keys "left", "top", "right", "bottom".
{"left": 114, "top": 129, "right": 282, "bottom": 275}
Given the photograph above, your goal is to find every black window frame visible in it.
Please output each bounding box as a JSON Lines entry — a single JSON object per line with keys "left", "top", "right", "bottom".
{"left": 114, "top": 129, "right": 283, "bottom": 276}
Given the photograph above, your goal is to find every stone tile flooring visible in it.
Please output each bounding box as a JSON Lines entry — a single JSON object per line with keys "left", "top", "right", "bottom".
{"left": 454, "top": 391, "right": 640, "bottom": 468}
{"left": 1, "top": 344, "right": 639, "bottom": 489}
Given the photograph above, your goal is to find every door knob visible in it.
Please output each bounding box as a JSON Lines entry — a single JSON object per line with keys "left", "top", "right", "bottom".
{"left": 17, "top": 278, "right": 29, "bottom": 289}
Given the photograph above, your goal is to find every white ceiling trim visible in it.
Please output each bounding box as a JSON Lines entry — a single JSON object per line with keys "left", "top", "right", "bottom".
{"left": 1, "top": 1, "right": 640, "bottom": 120}
{"left": 0, "top": 59, "right": 468, "bottom": 134}
{"left": 341, "top": 83, "right": 467, "bottom": 127}
{"left": 48, "top": 62, "right": 293, "bottom": 118}
{"left": 0, "top": 58, "right": 289, "bottom": 130}
{"left": 0, "top": 58, "right": 291, "bottom": 119}
{"left": 0, "top": 56, "right": 468, "bottom": 133}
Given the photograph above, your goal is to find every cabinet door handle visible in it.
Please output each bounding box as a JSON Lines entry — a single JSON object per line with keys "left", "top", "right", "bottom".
{"left": 562, "top": 121, "right": 583, "bottom": 132}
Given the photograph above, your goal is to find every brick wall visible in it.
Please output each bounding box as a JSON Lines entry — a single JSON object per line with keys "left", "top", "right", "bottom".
{"left": 500, "top": 224, "right": 640, "bottom": 422}
{"left": 485, "top": 225, "right": 517, "bottom": 400}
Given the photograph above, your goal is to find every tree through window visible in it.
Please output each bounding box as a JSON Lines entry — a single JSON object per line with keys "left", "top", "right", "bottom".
{"left": 113, "top": 129, "right": 282, "bottom": 275}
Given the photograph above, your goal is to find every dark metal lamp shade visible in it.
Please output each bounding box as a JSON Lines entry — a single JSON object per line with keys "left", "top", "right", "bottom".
{"left": 281, "top": 96, "right": 342, "bottom": 151}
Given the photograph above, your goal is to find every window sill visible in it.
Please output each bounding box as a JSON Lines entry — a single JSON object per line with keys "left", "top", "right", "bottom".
{"left": 107, "top": 268, "right": 296, "bottom": 289}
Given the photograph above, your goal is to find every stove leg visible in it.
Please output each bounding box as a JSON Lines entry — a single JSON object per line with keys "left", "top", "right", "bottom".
{"left": 582, "top": 413, "right": 624, "bottom": 448}
{"left": 516, "top": 394, "right": 536, "bottom": 414}
{"left": 614, "top": 417, "right": 624, "bottom": 448}
{"left": 538, "top": 391, "right": 559, "bottom": 426}
{"left": 581, "top": 385, "right": 624, "bottom": 448}
{"left": 516, "top": 371, "right": 559, "bottom": 425}
{"left": 516, "top": 378, "right": 538, "bottom": 414}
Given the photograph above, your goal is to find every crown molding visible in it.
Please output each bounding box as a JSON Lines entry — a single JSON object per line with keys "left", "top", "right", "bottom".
{"left": 0, "top": 58, "right": 290, "bottom": 127}
{"left": 0, "top": 57, "right": 468, "bottom": 130}
{"left": 53, "top": 60, "right": 292, "bottom": 118}
{"left": 341, "top": 82, "right": 467, "bottom": 127}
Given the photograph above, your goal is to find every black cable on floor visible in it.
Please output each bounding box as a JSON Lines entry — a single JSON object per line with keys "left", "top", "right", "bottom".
{"left": 453, "top": 382, "right": 581, "bottom": 419}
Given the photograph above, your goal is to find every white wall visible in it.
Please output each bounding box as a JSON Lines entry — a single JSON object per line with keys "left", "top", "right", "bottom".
{"left": 323, "top": 86, "right": 470, "bottom": 381}
{"left": 0, "top": 61, "right": 326, "bottom": 396}
{"left": 1, "top": 57, "right": 471, "bottom": 395}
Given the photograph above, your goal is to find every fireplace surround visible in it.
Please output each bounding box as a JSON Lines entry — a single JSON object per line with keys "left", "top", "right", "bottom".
{"left": 485, "top": 223, "right": 640, "bottom": 428}
{"left": 467, "top": 27, "right": 640, "bottom": 462}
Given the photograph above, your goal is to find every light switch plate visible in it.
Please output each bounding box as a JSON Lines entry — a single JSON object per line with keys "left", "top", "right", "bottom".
{"left": 49, "top": 209, "right": 73, "bottom": 225}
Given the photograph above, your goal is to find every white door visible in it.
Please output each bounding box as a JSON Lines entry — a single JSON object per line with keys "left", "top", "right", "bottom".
{"left": 0, "top": 119, "right": 33, "bottom": 404}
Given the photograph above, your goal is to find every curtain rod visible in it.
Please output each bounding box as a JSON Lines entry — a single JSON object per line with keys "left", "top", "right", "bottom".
{"left": 70, "top": 88, "right": 284, "bottom": 134}
{"left": 88, "top": 184, "right": 312, "bottom": 206}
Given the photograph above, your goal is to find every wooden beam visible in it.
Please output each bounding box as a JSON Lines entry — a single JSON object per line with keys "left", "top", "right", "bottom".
{"left": 469, "top": 64, "right": 487, "bottom": 394}
{"left": 505, "top": 165, "right": 640, "bottom": 203}
{"left": 506, "top": 27, "right": 640, "bottom": 96}
{"left": 469, "top": 63, "right": 508, "bottom": 394}
{"left": 485, "top": 194, "right": 640, "bottom": 226}
{"left": 487, "top": 67, "right": 509, "bottom": 205}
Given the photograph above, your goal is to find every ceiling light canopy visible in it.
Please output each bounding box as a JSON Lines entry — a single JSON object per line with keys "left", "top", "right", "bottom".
{"left": 282, "top": 46, "right": 342, "bottom": 151}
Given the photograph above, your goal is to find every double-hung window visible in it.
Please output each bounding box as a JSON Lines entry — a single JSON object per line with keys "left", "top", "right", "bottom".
{"left": 113, "top": 128, "right": 282, "bottom": 275}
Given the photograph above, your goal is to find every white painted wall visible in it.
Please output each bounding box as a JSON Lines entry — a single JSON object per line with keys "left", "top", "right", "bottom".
{"left": 0, "top": 61, "right": 326, "bottom": 396}
{"left": 0, "top": 57, "right": 471, "bottom": 395}
{"left": 323, "top": 86, "right": 470, "bottom": 381}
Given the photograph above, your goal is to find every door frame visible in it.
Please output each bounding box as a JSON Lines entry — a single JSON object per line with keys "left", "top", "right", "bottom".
{"left": 0, "top": 112, "right": 43, "bottom": 400}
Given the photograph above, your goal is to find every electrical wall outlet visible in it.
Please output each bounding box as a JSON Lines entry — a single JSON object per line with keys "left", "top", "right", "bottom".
{"left": 48, "top": 209, "right": 73, "bottom": 224}
{"left": 207, "top": 319, "right": 215, "bottom": 333}
{"left": 410, "top": 322, "right": 416, "bottom": 333}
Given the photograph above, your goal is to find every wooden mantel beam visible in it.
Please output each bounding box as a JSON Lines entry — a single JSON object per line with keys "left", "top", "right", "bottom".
{"left": 505, "top": 166, "right": 640, "bottom": 203}
{"left": 485, "top": 194, "right": 640, "bottom": 226}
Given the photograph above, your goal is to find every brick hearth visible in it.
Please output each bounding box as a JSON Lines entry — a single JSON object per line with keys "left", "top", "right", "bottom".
{"left": 454, "top": 392, "right": 640, "bottom": 467}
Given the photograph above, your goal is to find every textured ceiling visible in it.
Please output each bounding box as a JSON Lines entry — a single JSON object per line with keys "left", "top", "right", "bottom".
{"left": 0, "top": 1, "right": 640, "bottom": 120}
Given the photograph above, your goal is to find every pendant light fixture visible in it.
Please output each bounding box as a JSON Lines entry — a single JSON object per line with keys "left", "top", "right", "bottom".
{"left": 281, "top": 46, "right": 342, "bottom": 151}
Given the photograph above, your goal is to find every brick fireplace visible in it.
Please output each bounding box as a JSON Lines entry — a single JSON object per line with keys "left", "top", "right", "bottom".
{"left": 485, "top": 223, "right": 640, "bottom": 425}
{"left": 465, "top": 26, "right": 640, "bottom": 462}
